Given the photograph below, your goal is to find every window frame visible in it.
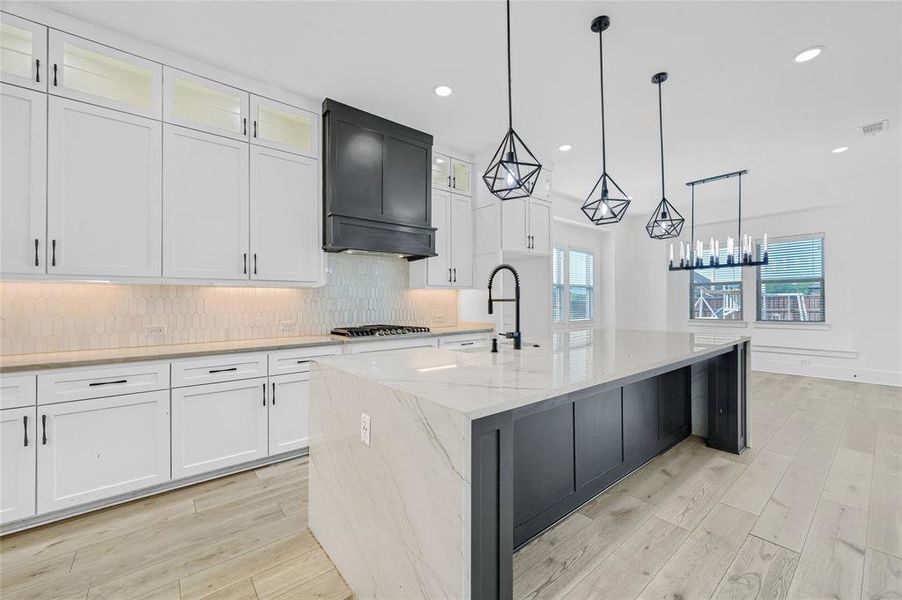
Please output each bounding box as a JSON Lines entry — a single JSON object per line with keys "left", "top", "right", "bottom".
{"left": 688, "top": 246, "right": 744, "bottom": 321}
{"left": 552, "top": 246, "right": 596, "bottom": 328}
{"left": 755, "top": 233, "right": 825, "bottom": 323}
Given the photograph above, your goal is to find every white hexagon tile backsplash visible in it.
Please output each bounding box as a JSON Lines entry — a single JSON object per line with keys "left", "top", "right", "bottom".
{"left": 0, "top": 254, "right": 459, "bottom": 354}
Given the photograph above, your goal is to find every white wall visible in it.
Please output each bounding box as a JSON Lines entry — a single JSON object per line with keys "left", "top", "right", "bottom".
{"left": 667, "top": 166, "right": 901, "bottom": 385}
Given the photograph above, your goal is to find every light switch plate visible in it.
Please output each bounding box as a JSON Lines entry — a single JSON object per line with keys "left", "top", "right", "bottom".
{"left": 360, "top": 412, "right": 371, "bottom": 447}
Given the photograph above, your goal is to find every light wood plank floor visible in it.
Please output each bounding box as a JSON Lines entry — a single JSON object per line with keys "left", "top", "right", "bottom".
{"left": 1, "top": 373, "right": 899, "bottom": 600}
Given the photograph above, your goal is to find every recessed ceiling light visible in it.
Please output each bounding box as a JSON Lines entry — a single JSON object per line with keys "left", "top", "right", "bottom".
{"left": 832, "top": 146, "right": 849, "bottom": 153}
{"left": 434, "top": 85, "right": 453, "bottom": 97}
{"left": 558, "top": 144, "right": 573, "bottom": 152}
{"left": 794, "top": 46, "right": 824, "bottom": 63}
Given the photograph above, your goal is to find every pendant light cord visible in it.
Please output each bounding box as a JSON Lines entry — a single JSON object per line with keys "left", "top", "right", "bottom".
{"left": 657, "top": 80, "right": 665, "bottom": 200}
{"left": 506, "top": 0, "right": 513, "bottom": 130}
{"left": 598, "top": 25, "right": 606, "bottom": 170}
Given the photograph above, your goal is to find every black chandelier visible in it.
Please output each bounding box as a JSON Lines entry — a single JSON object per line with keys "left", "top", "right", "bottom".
{"left": 582, "top": 15, "right": 630, "bottom": 225}
{"left": 645, "top": 72, "right": 685, "bottom": 239}
{"left": 668, "top": 170, "right": 769, "bottom": 271}
{"left": 482, "top": 0, "right": 542, "bottom": 201}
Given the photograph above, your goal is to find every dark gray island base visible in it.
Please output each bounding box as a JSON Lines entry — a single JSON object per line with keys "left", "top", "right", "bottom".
{"left": 471, "top": 339, "right": 750, "bottom": 600}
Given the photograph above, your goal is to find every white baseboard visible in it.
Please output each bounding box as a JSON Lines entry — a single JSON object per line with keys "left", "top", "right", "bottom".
{"left": 751, "top": 355, "right": 901, "bottom": 387}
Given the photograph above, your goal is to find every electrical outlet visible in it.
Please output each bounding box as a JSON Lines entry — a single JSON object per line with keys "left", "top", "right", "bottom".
{"left": 145, "top": 326, "right": 166, "bottom": 337}
{"left": 432, "top": 313, "right": 446, "bottom": 325}
{"left": 280, "top": 320, "right": 296, "bottom": 334}
{"left": 360, "top": 412, "right": 371, "bottom": 447}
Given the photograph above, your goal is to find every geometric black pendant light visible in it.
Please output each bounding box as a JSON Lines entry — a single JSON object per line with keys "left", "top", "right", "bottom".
{"left": 581, "top": 15, "right": 631, "bottom": 225}
{"left": 645, "top": 72, "right": 685, "bottom": 239}
{"left": 482, "top": 0, "right": 542, "bottom": 201}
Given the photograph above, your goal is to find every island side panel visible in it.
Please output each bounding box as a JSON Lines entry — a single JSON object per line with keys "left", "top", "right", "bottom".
{"left": 471, "top": 411, "right": 514, "bottom": 600}
{"left": 705, "top": 341, "right": 749, "bottom": 454}
{"left": 309, "top": 363, "right": 472, "bottom": 600}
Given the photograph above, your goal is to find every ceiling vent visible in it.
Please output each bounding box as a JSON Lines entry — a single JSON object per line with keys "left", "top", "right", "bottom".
{"left": 860, "top": 119, "right": 889, "bottom": 136}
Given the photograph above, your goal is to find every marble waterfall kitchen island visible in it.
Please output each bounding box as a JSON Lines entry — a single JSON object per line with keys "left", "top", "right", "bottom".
{"left": 308, "top": 329, "right": 750, "bottom": 600}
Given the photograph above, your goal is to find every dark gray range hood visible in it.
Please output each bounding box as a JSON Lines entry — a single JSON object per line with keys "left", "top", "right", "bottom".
{"left": 322, "top": 99, "right": 436, "bottom": 261}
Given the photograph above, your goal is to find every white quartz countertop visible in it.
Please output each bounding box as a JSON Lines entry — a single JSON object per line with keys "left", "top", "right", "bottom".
{"left": 0, "top": 322, "right": 494, "bottom": 373}
{"left": 314, "top": 329, "right": 750, "bottom": 420}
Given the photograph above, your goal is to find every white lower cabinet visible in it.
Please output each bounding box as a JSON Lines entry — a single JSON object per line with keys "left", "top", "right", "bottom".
{"left": 268, "top": 372, "right": 310, "bottom": 455}
{"left": 1, "top": 407, "right": 36, "bottom": 524}
{"left": 171, "top": 378, "right": 268, "bottom": 479}
{"left": 36, "top": 390, "right": 170, "bottom": 514}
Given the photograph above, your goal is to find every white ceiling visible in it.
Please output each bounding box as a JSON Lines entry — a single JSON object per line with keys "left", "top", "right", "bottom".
{"left": 35, "top": 0, "right": 901, "bottom": 218}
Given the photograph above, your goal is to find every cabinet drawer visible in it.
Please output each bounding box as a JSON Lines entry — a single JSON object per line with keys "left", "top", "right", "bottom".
{"left": 347, "top": 337, "right": 438, "bottom": 354}
{"left": 438, "top": 333, "right": 492, "bottom": 349}
{"left": 171, "top": 353, "right": 267, "bottom": 388}
{"left": 268, "top": 345, "right": 342, "bottom": 376}
{"left": 1, "top": 374, "right": 37, "bottom": 410}
{"left": 38, "top": 362, "right": 169, "bottom": 405}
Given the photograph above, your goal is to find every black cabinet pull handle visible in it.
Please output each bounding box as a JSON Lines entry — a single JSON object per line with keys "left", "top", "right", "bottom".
{"left": 448, "top": 267, "right": 452, "bottom": 283}
{"left": 23, "top": 415, "right": 29, "bottom": 447}
{"left": 297, "top": 359, "right": 309, "bottom": 364}
{"left": 243, "top": 252, "right": 247, "bottom": 274}
{"left": 208, "top": 367, "right": 237, "bottom": 374}
{"left": 89, "top": 379, "right": 127, "bottom": 387}
{"left": 253, "top": 253, "right": 257, "bottom": 275}
{"left": 452, "top": 268, "right": 457, "bottom": 283}
{"left": 271, "top": 382, "right": 276, "bottom": 406}
{"left": 447, "top": 174, "right": 451, "bottom": 187}
{"left": 243, "top": 118, "right": 247, "bottom": 136}
{"left": 253, "top": 120, "right": 257, "bottom": 138}
{"left": 452, "top": 175, "right": 456, "bottom": 188}
{"left": 262, "top": 382, "right": 266, "bottom": 406}
{"left": 35, "top": 59, "right": 40, "bottom": 83}
{"left": 52, "top": 64, "right": 58, "bottom": 86}
{"left": 41, "top": 415, "right": 47, "bottom": 445}
{"left": 460, "top": 341, "right": 474, "bottom": 346}
{"left": 51, "top": 239, "right": 56, "bottom": 266}
{"left": 34, "top": 239, "right": 39, "bottom": 267}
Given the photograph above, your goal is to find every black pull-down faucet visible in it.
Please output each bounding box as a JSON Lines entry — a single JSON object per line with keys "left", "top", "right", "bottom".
{"left": 487, "top": 263, "right": 522, "bottom": 350}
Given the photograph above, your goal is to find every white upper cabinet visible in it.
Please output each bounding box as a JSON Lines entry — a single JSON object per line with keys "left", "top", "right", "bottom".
{"left": 48, "top": 30, "right": 162, "bottom": 119}
{"left": 0, "top": 13, "right": 46, "bottom": 91}
{"left": 164, "top": 67, "right": 248, "bottom": 141}
{"left": 1, "top": 84, "right": 46, "bottom": 275}
{"left": 250, "top": 95, "right": 317, "bottom": 157}
{"left": 501, "top": 198, "right": 529, "bottom": 253}
{"left": 432, "top": 154, "right": 451, "bottom": 189}
{"left": 163, "top": 124, "right": 249, "bottom": 281}
{"left": 533, "top": 168, "right": 553, "bottom": 201}
{"left": 451, "top": 158, "right": 472, "bottom": 196}
{"left": 426, "top": 188, "right": 451, "bottom": 286}
{"left": 528, "top": 199, "right": 552, "bottom": 255}
{"left": 410, "top": 188, "right": 472, "bottom": 289}
{"left": 48, "top": 97, "right": 162, "bottom": 278}
{"left": 0, "top": 406, "right": 36, "bottom": 524}
{"left": 450, "top": 194, "right": 473, "bottom": 286}
{"left": 250, "top": 145, "right": 322, "bottom": 283}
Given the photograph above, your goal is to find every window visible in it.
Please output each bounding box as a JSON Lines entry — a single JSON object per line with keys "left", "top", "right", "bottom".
{"left": 553, "top": 248, "right": 595, "bottom": 324}
{"left": 757, "top": 235, "right": 824, "bottom": 322}
{"left": 690, "top": 247, "right": 743, "bottom": 320}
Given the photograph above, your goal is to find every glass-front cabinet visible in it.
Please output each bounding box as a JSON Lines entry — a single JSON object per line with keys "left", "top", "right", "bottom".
{"left": 432, "top": 153, "right": 451, "bottom": 189}
{"left": 48, "top": 30, "right": 162, "bottom": 119}
{"left": 0, "top": 13, "right": 47, "bottom": 91}
{"left": 164, "top": 67, "right": 248, "bottom": 141}
{"left": 250, "top": 95, "right": 317, "bottom": 157}
{"left": 451, "top": 158, "right": 472, "bottom": 196}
